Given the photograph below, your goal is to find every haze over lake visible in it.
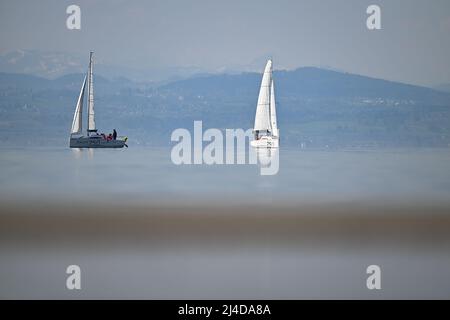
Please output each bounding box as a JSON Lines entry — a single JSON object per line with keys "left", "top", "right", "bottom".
{"left": 1, "top": 146, "right": 450, "bottom": 206}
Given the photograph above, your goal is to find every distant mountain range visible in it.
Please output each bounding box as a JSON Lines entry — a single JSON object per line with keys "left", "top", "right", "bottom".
{"left": 163, "top": 67, "right": 450, "bottom": 103}
{"left": 0, "top": 50, "right": 86, "bottom": 79}
{"left": 434, "top": 83, "right": 450, "bottom": 93}
{"left": 1, "top": 66, "right": 450, "bottom": 148}
{"left": 0, "top": 50, "right": 217, "bottom": 83}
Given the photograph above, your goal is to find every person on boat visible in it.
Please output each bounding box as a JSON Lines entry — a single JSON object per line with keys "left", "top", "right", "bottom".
{"left": 113, "top": 129, "right": 117, "bottom": 140}
{"left": 107, "top": 133, "right": 112, "bottom": 141}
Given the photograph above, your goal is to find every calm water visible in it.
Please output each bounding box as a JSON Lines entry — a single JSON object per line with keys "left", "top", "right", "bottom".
{"left": 1, "top": 147, "right": 450, "bottom": 205}
{"left": 2, "top": 147, "right": 450, "bottom": 299}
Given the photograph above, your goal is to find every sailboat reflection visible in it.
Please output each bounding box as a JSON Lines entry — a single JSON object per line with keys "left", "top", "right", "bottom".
{"left": 255, "top": 147, "right": 279, "bottom": 175}
{"left": 71, "top": 147, "right": 95, "bottom": 160}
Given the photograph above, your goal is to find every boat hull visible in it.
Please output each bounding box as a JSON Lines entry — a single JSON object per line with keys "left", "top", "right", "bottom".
{"left": 250, "top": 136, "right": 279, "bottom": 148}
{"left": 70, "top": 136, "right": 127, "bottom": 148}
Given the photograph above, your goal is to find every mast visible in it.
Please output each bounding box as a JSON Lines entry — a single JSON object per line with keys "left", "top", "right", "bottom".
{"left": 87, "top": 51, "right": 96, "bottom": 135}
{"left": 270, "top": 78, "right": 278, "bottom": 137}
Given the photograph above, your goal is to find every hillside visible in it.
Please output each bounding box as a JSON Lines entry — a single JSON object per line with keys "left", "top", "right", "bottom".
{"left": 1, "top": 68, "right": 450, "bottom": 147}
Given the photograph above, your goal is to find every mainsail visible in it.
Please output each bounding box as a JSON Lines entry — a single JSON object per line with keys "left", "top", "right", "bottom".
{"left": 251, "top": 59, "right": 280, "bottom": 148}
{"left": 254, "top": 60, "right": 273, "bottom": 132}
{"left": 87, "top": 52, "right": 96, "bottom": 133}
{"left": 70, "top": 75, "right": 87, "bottom": 135}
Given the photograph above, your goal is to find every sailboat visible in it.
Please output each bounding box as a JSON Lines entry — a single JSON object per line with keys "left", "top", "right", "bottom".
{"left": 251, "top": 59, "right": 279, "bottom": 148}
{"left": 69, "top": 52, "right": 127, "bottom": 148}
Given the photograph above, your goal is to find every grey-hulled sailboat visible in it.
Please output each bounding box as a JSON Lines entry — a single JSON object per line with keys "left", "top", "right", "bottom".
{"left": 69, "top": 52, "right": 127, "bottom": 148}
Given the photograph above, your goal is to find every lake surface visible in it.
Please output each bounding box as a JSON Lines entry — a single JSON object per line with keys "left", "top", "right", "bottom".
{"left": 1, "top": 147, "right": 450, "bottom": 299}
{"left": 1, "top": 147, "right": 450, "bottom": 205}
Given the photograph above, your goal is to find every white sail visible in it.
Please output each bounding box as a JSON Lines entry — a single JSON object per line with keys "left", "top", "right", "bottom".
{"left": 250, "top": 59, "right": 280, "bottom": 148}
{"left": 87, "top": 52, "right": 96, "bottom": 132}
{"left": 270, "top": 79, "right": 278, "bottom": 137}
{"left": 254, "top": 60, "right": 272, "bottom": 132}
{"left": 70, "top": 75, "right": 87, "bottom": 135}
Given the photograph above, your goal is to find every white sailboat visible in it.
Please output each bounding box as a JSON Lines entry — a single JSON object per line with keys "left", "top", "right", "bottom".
{"left": 251, "top": 59, "right": 279, "bottom": 148}
{"left": 69, "top": 52, "right": 127, "bottom": 148}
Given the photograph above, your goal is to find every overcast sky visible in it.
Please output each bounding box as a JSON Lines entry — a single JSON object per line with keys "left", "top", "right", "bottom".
{"left": 1, "top": 0, "right": 450, "bottom": 86}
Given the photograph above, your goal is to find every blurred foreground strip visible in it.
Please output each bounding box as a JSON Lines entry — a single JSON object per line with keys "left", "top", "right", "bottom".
{"left": 1, "top": 202, "right": 449, "bottom": 250}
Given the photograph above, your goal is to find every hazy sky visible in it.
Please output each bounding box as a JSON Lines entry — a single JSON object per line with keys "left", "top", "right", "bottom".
{"left": 1, "top": 0, "right": 450, "bottom": 85}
